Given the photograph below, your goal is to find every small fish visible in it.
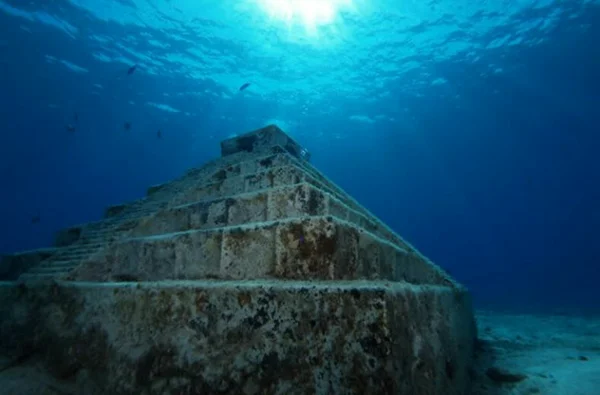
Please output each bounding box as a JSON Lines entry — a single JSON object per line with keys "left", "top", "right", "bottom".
{"left": 124, "top": 122, "right": 132, "bottom": 131}
{"left": 65, "top": 124, "right": 76, "bottom": 133}
{"left": 157, "top": 130, "right": 162, "bottom": 139}
{"left": 74, "top": 112, "right": 79, "bottom": 123}
{"left": 31, "top": 214, "right": 40, "bottom": 224}
{"left": 127, "top": 65, "right": 137, "bottom": 75}
{"left": 239, "top": 82, "right": 251, "bottom": 91}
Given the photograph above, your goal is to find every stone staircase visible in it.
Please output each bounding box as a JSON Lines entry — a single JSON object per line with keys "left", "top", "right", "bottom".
{"left": 19, "top": 242, "right": 105, "bottom": 281}
{"left": 17, "top": 171, "right": 213, "bottom": 282}
{"left": 16, "top": 146, "right": 271, "bottom": 282}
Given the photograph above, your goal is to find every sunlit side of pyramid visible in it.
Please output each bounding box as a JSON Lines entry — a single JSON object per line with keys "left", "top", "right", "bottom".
{"left": 0, "top": 125, "right": 476, "bottom": 394}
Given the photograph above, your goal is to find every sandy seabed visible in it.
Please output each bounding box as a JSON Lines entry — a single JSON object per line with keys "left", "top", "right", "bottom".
{"left": 472, "top": 310, "right": 600, "bottom": 395}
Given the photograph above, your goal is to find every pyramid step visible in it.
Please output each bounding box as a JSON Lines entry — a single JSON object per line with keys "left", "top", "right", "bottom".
{"left": 55, "top": 249, "right": 101, "bottom": 259}
{"left": 18, "top": 272, "right": 60, "bottom": 282}
{"left": 123, "top": 209, "right": 157, "bottom": 218}
{"left": 82, "top": 228, "right": 114, "bottom": 234}
{"left": 58, "top": 249, "right": 99, "bottom": 258}
{"left": 57, "top": 254, "right": 99, "bottom": 262}
{"left": 74, "top": 216, "right": 454, "bottom": 288}
{"left": 98, "top": 201, "right": 170, "bottom": 227}
{"left": 62, "top": 242, "right": 104, "bottom": 250}
{"left": 40, "top": 259, "right": 80, "bottom": 268}
{"left": 28, "top": 265, "right": 76, "bottom": 274}
{"left": 129, "top": 182, "right": 410, "bottom": 250}
{"left": 80, "top": 233, "right": 123, "bottom": 241}
{"left": 83, "top": 229, "right": 124, "bottom": 237}
{"left": 75, "top": 243, "right": 104, "bottom": 249}
{"left": 120, "top": 213, "right": 142, "bottom": 218}
{"left": 78, "top": 237, "right": 108, "bottom": 244}
{"left": 168, "top": 163, "right": 355, "bottom": 211}
{"left": 51, "top": 249, "right": 102, "bottom": 261}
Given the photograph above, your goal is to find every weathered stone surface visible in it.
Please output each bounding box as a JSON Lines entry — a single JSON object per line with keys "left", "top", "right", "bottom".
{"left": 72, "top": 230, "right": 223, "bottom": 282}
{"left": 0, "top": 280, "right": 474, "bottom": 395}
{"left": 221, "top": 124, "right": 310, "bottom": 161}
{"left": 68, "top": 216, "right": 454, "bottom": 287}
{"left": 104, "top": 203, "right": 127, "bottom": 218}
{"left": 3, "top": 124, "right": 476, "bottom": 394}
{"left": 54, "top": 227, "right": 83, "bottom": 248}
{"left": 0, "top": 249, "right": 57, "bottom": 280}
{"left": 146, "top": 183, "right": 167, "bottom": 196}
{"left": 130, "top": 181, "right": 410, "bottom": 252}
{"left": 0, "top": 357, "right": 77, "bottom": 395}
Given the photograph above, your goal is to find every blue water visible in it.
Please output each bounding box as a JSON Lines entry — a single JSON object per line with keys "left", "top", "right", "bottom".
{"left": 0, "top": 0, "right": 598, "bottom": 313}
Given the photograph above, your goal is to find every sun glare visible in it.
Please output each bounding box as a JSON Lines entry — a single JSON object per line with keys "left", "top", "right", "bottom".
{"left": 257, "top": 0, "right": 354, "bottom": 33}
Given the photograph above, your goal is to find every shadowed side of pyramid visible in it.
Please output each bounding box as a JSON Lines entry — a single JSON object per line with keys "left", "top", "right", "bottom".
{"left": 0, "top": 125, "right": 476, "bottom": 395}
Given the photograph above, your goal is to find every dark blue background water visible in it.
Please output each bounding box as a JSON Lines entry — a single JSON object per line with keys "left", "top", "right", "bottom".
{"left": 1, "top": 1, "right": 598, "bottom": 312}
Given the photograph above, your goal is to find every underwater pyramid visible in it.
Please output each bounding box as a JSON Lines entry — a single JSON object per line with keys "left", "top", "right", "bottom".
{"left": 0, "top": 125, "right": 476, "bottom": 394}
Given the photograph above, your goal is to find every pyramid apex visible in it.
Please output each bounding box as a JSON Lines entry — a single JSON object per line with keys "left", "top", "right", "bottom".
{"left": 220, "top": 124, "right": 310, "bottom": 161}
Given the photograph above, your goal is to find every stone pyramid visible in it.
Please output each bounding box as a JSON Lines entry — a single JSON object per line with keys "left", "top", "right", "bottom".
{"left": 0, "top": 125, "right": 476, "bottom": 394}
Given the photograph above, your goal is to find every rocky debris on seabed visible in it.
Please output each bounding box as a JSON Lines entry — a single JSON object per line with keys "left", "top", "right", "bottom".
{"left": 485, "top": 367, "right": 528, "bottom": 383}
{"left": 471, "top": 310, "right": 600, "bottom": 395}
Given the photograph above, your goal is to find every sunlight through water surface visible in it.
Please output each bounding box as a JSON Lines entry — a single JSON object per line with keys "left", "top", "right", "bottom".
{"left": 255, "top": 0, "right": 355, "bottom": 34}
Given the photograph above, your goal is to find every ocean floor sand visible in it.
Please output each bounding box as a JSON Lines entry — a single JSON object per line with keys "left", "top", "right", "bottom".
{"left": 472, "top": 310, "right": 600, "bottom": 395}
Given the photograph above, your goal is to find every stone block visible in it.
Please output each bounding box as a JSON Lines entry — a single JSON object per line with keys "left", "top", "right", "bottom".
{"left": 209, "top": 163, "right": 242, "bottom": 183}
{"left": 252, "top": 153, "right": 295, "bottom": 174}
{"left": 221, "top": 124, "right": 310, "bottom": 162}
{"left": 238, "top": 153, "right": 296, "bottom": 179}
{"left": 171, "top": 176, "right": 245, "bottom": 206}
{"left": 54, "top": 226, "right": 82, "bottom": 247}
{"left": 395, "top": 253, "right": 457, "bottom": 288}
{"left": 268, "top": 183, "right": 328, "bottom": 220}
{"left": 275, "top": 217, "right": 345, "bottom": 280}
{"left": 0, "top": 281, "right": 475, "bottom": 394}
{"left": 131, "top": 205, "right": 197, "bottom": 236}
{"left": 132, "top": 194, "right": 268, "bottom": 237}
{"left": 327, "top": 195, "right": 349, "bottom": 220}
{"left": 227, "top": 193, "right": 268, "bottom": 226}
{"left": 104, "top": 203, "right": 127, "bottom": 218}
{"left": 245, "top": 166, "right": 304, "bottom": 193}
{"left": 301, "top": 172, "right": 369, "bottom": 219}
{"left": 71, "top": 231, "right": 223, "bottom": 282}
{"left": 356, "top": 231, "right": 396, "bottom": 280}
{"left": 0, "top": 283, "right": 35, "bottom": 360}
{"left": 221, "top": 225, "right": 276, "bottom": 279}
{"left": 345, "top": 206, "right": 411, "bottom": 251}
{"left": 204, "top": 198, "right": 231, "bottom": 227}
{"left": 147, "top": 183, "right": 167, "bottom": 196}
{"left": 0, "top": 249, "right": 56, "bottom": 280}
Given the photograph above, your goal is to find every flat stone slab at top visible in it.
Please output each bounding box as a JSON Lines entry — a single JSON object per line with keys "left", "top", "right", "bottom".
{"left": 221, "top": 124, "right": 311, "bottom": 162}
